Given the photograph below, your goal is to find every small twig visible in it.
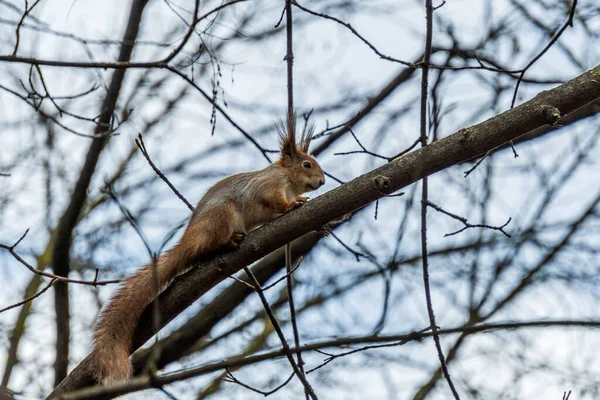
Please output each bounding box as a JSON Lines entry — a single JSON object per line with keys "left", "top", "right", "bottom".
{"left": 292, "top": 0, "right": 415, "bottom": 67}
{"left": 227, "top": 274, "right": 256, "bottom": 290}
{"left": 369, "top": 259, "right": 391, "bottom": 335}
{"left": 274, "top": 3, "right": 286, "bottom": 28}
{"left": 103, "top": 184, "right": 154, "bottom": 255}
{"left": 433, "top": 0, "right": 446, "bottom": 10}
{"left": 135, "top": 133, "right": 195, "bottom": 212}
{"left": 0, "top": 278, "right": 57, "bottom": 314}
{"left": 11, "top": 229, "right": 30, "bottom": 249}
{"left": 329, "top": 232, "right": 369, "bottom": 262}
{"left": 282, "top": 1, "right": 310, "bottom": 397}
{"left": 510, "top": 0, "right": 578, "bottom": 108}
{"left": 419, "top": 0, "right": 461, "bottom": 398}
{"left": 25, "top": 64, "right": 102, "bottom": 123}
{"left": 223, "top": 368, "right": 295, "bottom": 396}
{"left": 0, "top": 81, "right": 111, "bottom": 137}
{"left": 445, "top": 218, "right": 512, "bottom": 238}
{"left": 285, "top": 244, "right": 306, "bottom": 399}
{"left": 426, "top": 201, "right": 512, "bottom": 238}
{"left": 373, "top": 191, "right": 405, "bottom": 220}
{"left": 158, "top": 387, "right": 179, "bottom": 400}
{"left": 463, "top": 148, "right": 493, "bottom": 177}
{"left": 334, "top": 129, "right": 390, "bottom": 161}
{"left": 165, "top": 67, "right": 272, "bottom": 163}
{"left": 243, "top": 266, "right": 318, "bottom": 399}
{"left": 33, "top": 64, "right": 63, "bottom": 117}
{"left": 508, "top": 140, "right": 519, "bottom": 158}
{"left": 390, "top": 136, "right": 422, "bottom": 160}
{"left": 0, "top": 232, "right": 119, "bottom": 286}
{"left": 307, "top": 326, "right": 433, "bottom": 374}
{"left": 262, "top": 256, "right": 304, "bottom": 291}
{"left": 12, "top": 0, "right": 43, "bottom": 55}
{"left": 324, "top": 171, "right": 344, "bottom": 184}
{"left": 229, "top": 252, "right": 303, "bottom": 292}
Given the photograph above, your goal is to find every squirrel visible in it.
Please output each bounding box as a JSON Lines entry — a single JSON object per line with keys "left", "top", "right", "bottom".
{"left": 89, "top": 117, "right": 325, "bottom": 385}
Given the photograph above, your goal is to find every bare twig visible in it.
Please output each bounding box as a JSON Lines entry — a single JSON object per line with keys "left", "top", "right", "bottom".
{"left": 223, "top": 368, "right": 295, "bottom": 396}
{"left": 306, "top": 326, "right": 433, "bottom": 374}
{"left": 464, "top": 1, "right": 579, "bottom": 177}
{"left": 510, "top": 0, "right": 579, "bottom": 108}
{"left": 334, "top": 129, "right": 390, "bottom": 161}
{"left": 284, "top": 244, "right": 307, "bottom": 398}
{"left": 12, "top": 0, "right": 43, "bottom": 55}
{"left": 426, "top": 201, "right": 511, "bottom": 237}
{"left": 418, "top": 0, "right": 461, "bottom": 398}
{"left": 165, "top": 67, "right": 272, "bottom": 162}
{"left": 329, "top": 232, "right": 369, "bottom": 261}
{"left": 563, "top": 390, "right": 572, "bottom": 400}
{"left": 135, "top": 133, "right": 195, "bottom": 212}
{"left": 102, "top": 185, "right": 153, "bottom": 254}
{"left": 282, "top": 1, "right": 312, "bottom": 398}
{"left": 0, "top": 232, "right": 119, "bottom": 286}
{"left": 262, "top": 256, "right": 304, "bottom": 291}
{"left": 0, "top": 278, "right": 57, "bottom": 314}
{"left": 227, "top": 274, "right": 256, "bottom": 290}
{"left": 243, "top": 266, "right": 318, "bottom": 399}
{"left": 292, "top": 0, "right": 414, "bottom": 67}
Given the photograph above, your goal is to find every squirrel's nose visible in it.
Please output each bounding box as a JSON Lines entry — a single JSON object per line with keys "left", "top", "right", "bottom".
{"left": 319, "top": 178, "right": 325, "bottom": 187}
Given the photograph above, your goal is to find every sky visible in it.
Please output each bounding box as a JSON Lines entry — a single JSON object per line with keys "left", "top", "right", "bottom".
{"left": 1, "top": 0, "right": 599, "bottom": 399}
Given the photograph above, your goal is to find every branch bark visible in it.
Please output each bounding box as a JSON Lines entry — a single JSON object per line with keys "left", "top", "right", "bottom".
{"left": 48, "top": 64, "right": 600, "bottom": 398}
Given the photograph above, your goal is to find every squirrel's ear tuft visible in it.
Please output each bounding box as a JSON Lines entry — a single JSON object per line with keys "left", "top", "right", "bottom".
{"left": 276, "top": 117, "right": 298, "bottom": 164}
{"left": 300, "top": 121, "right": 315, "bottom": 153}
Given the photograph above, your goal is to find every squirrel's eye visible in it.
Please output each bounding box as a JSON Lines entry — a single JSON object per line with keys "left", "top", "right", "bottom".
{"left": 303, "top": 161, "right": 312, "bottom": 169}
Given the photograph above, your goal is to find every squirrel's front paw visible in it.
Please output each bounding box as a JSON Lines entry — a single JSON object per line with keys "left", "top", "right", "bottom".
{"left": 226, "top": 231, "right": 247, "bottom": 248}
{"left": 296, "top": 195, "right": 309, "bottom": 203}
{"left": 290, "top": 195, "right": 308, "bottom": 210}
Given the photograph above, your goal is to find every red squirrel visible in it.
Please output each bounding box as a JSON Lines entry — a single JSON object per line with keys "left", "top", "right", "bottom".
{"left": 90, "top": 118, "right": 325, "bottom": 384}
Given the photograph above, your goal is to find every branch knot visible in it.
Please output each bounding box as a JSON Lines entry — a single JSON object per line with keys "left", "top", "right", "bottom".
{"left": 374, "top": 175, "right": 392, "bottom": 194}
{"left": 540, "top": 105, "right": 561, "bottom": 125}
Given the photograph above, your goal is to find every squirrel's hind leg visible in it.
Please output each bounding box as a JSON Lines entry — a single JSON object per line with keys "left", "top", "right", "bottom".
{"left": 227, "top": 231, "right": 247, "bottom": 248}
{"left": 182, "top": 201, "right": 245, "bottom": 255}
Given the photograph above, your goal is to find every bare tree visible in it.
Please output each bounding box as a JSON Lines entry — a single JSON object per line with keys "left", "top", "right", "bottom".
{"left": 1, "top": 0, "right": 599, "bottom": 399}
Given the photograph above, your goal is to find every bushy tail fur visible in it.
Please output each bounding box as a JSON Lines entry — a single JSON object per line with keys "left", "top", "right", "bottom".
{"left": 89, "top": 202, "right": 240, "bottom": 384}
{"left": 89, "top": 243, "right": 191, "bottom": 384}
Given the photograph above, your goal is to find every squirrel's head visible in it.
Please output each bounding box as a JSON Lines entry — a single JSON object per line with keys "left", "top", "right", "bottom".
{"left": 277, "top": 116, "right": 325, "bottom": 193}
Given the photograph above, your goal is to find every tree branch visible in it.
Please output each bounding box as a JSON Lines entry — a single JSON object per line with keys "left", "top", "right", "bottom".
{"left": 58, "top": 319, "right": 600, "bottom": 400}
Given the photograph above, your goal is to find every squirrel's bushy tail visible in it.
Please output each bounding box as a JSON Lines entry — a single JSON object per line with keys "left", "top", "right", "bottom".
{"left": 89, "top": 242, "right": 192, "bottom": 384}
{"left": 89, "top": 204, "right": 237, "bottom": 384}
